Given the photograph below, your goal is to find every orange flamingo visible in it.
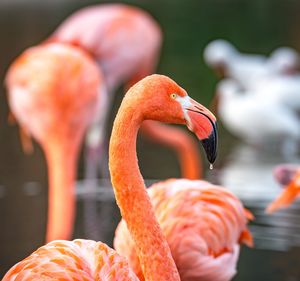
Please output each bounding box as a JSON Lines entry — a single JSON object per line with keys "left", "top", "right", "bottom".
{"left": 267, "top": 164, "right": 300, "bottom": 213}
{"left": 5, "top": 42, "right": 102, "bottom": 242}
{"left": 3, "top": 74, "right": 217, "bottom": 280}
{"left": 49, "top": 3, "right": 201, "bottom": 180}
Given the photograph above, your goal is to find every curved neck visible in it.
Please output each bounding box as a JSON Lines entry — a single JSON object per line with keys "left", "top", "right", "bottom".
{"left": 109, "top": 103, "right": 180, "bottom": 281}
{"left": 141, "top": 120, "right": 202, "bottom": 179}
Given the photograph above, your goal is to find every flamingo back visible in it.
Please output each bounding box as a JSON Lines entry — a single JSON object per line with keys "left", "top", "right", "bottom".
{"left": 3, "top": 239, "right": 139, "bottom": 281}
{"left": 114, "top": 179, "right": 253, "bottom": 281}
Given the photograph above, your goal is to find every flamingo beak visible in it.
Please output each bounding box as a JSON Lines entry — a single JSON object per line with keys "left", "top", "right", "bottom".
{"left": 183, "top": 97, "right": 218, "bottom": 164}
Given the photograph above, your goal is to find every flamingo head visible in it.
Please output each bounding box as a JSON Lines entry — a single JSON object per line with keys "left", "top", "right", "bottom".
{"left": 273, "top": 164, "right": 299, "bottom": 186}
{"left": 135, "top": 74, "right": 218, "bottom": 164}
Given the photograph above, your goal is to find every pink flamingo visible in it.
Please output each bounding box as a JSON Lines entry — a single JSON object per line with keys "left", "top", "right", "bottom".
{"left": 3, "top": 74, "right": 218, "bottom": 280}
{"left": 49, "top": 3, "right": 202, "bottom": 180}
{"left": 114, "top": 183, "right": 253, "bottom": 281}
{"left": 48, "top": 3, "right": 162, "bottom": 179}
{"left": 5, "top": 42, "right": 102, "bottom": 242}
{"left": 267, "top": 164, "right": 300, "bottom": 213}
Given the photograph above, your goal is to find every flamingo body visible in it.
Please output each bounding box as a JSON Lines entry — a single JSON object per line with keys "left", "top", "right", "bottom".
{"left": 6, "top": 42, "right": 102, "bottom": 242}
{"left": 6, "top": 43, "right": 100, "bottom": 142}
{"left": 114, "top": 179, "right": 253, "bottom": 281}
{"left": 3, "top": 239, "right": 138, "bottom": 281}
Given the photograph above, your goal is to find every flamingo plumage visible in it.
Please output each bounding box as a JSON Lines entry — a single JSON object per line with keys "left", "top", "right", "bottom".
{"left": 267, "top": 164, "right": 300, "bottom": 213}
{"left": 5, "top": 43, "right": 102, "bottom": 242}
{"left": 3, "top": 74, "right": 218, "bottom": 281}
{"left": 114, "top": 181, "right": 253, "bottom": 281}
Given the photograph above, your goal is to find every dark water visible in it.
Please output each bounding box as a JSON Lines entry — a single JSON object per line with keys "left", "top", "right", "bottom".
{"left": 1, "top": 0, "right": 300, "bottom": 279}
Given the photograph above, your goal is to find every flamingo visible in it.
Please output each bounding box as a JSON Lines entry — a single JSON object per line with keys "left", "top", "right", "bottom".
{"left": 3, "top": 74, "right": 218, "bottom": 280}
{"left": 111, "top": 77, "right": 253, "bottom": 281}
{"left": 5, "top": 42, "right": 102, "bottom": 243}
{"left": 267, "top": 164, "right": 300, "bottom": 213}
{"left": 48, "top": 3, "right": 164, "bottom": 180}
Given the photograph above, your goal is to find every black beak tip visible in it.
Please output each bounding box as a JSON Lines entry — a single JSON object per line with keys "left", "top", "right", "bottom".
{"left": 201, "top": 125, "right": 218, "bottom": 165}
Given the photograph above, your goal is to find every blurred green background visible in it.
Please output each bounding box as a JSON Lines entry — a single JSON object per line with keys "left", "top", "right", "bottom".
{"left": 1, "top": 0, "right": 300, "bottom": 279}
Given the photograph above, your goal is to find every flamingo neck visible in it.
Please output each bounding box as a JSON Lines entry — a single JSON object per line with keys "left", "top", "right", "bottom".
{"left": 141, "top": 120, "right": 201, "bottom": 179}
{"left": 43, "top": 138, "right": 79, "bottom": 242}
{"left": 109, "top": 105, "right": 180, "bottom": 281}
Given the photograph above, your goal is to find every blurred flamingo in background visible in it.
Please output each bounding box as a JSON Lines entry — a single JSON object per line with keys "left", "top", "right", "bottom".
{"left": 49, "top": 3, "right": 163, "bottom": 180}
{"left": 3, "top": 75, "right": 219, "bottom": 281}
{"left": 114, "top": 76, "right": 253, "bottom": 281}
{"left": 267, "top": 164, "right": 300, "bottom": 213}
{"left": 48, "top": 4, "right": 204, "bottom": 241}
{"left": 5, "top": 42, "right": 102, "bottom": 242}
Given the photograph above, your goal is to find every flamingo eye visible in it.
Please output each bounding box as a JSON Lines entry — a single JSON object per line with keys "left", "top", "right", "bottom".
{"left": 170, "top": 93, "right": 178, "bottom": 99}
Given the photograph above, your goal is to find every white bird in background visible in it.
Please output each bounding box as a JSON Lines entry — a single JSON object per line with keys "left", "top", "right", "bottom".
{"left": 252, "top": 75, "right": 300, "bottom": 113}
{"left": 204, "top": 39, "right": 266, "bottom": 89}
{"left": 267, "top": 47, "right": 300, "bottom": 76}
{"left": 216, "top": 79, "right": 300, "bottom": 156}
{"left": 205, "top": 40, "right": 300, "bottom": 157}
{"left": 204, "top": 39, "right": 300, "bottom": 90}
